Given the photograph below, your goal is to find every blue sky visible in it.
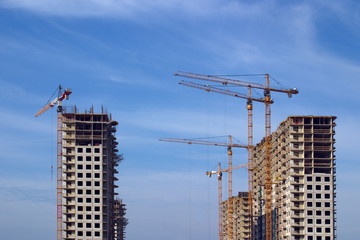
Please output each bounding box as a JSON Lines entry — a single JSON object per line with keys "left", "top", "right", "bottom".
{"left": 0, "top": 0, "right": 359, "bottom": 239}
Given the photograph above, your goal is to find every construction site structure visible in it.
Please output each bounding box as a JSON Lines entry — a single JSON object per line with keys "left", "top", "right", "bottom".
{"left": 206, "top": 163, "right": 248, "bottom": 240}
{"left": 222, "top": 192, "right": 251, "bottom": 240}
{"left": 175, "top": 71, "right": 298, "bottom": 240}
{"left": 114, "top": 198, "right": 128, "bottom": 240}
{"left": 252, "top": 116, "right": 337, "bottom": 240}
{"left": 59, "top": 106, "right": 121, "bottom": 240}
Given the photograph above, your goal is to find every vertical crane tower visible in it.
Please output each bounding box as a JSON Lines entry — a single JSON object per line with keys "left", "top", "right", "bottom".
{"left": 205, "top": 162, "right": 248, "bottom": 240}
{"left": 35, "top": 86, "right": 72, "bottom": 240}
{"left": 175, "top": 72, "right": 299, "bottom": 240}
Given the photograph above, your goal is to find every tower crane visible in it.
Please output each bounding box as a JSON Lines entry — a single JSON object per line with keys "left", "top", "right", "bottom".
{"left": 159, "top": 136, "right": 247, "bottom": 240}
{"left": 159, "top": 136, "right": 248, "bottom": 198}
{"left": 35, "top": 86, "right": 72, "bottom": 117}
{"left": 205, "top": 162, "right": 248, "bottom": 240}
{"left": 175, "top": 72, "right": 298, "bottom": 240}
{"left": 177, "top": 80, "right": 269, "bottom": 240}
{"left": 35, "top": 85, "right": 72, "bottom": 240}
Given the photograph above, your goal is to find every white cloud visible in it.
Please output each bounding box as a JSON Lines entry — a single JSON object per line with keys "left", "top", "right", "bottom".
{"left": 0, "top": 0, "right": 276, "bottom": 19}
{"left": 0, "top": 0, "right": 206, "bottom": 18}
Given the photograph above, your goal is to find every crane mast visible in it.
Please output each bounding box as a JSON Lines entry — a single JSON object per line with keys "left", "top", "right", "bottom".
{"left": 175, "top": 71, "right": 298, "bottom": 240}
{"left": 35, "top": 86, "right": 72, "bottom": 240}
{"left": 177, "top": 80, "right": 269, "bottom": 240}
{"left": 206, "top": 162, "right": 248, "bottom": 240}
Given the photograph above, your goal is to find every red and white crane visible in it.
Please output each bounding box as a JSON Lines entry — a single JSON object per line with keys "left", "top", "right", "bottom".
{"left": 35, "top": 85, "right": 72, "bottom": 240}
{"left": 35, "top": 86, "right": 72, "bottom": 117}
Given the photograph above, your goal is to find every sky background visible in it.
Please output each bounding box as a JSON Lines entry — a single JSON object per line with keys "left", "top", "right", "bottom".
{"left": 0, "top": 0, "right": 359, "bottom": 239}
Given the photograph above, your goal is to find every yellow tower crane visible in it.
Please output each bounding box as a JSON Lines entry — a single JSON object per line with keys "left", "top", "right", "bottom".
{"left": 205, "top": 163, "right": 248, "bottom": 240}
{"left": 175, "top": 71, "right": 298, "bottom": 240}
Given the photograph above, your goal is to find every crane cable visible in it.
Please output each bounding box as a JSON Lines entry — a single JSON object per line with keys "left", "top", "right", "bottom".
{"left": 40, "top": 85, "right": 59, "bottom": 109}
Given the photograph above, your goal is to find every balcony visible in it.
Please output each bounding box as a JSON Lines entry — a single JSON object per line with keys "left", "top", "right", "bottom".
{"left": 291, "top": 204, "right": 304, "bottom": 210}
{"left": 63, "top": 168, "right": 75, "bottom": 173}
{"left": 290, "top": 179, "right": 304, "bottom": 184}
{"left": 292, "top": 213, "right": 304, "bottom": 218}
{"left": 62, "top": 126, "right": 75, "bottom": 131}
{"left": 64, "top": 192, "right": 75, "bottom": 198}
{"left": 64, "top": 201, "right": 76, "bottom": 206}
{"left": 63, "top": 142, "right": 75, "bottom": 147}
{"left": 63, "top": 134, "right": 75, "bottom": 140}
{"left": 64, "top": 184, "right": 76, "bottom": 189}
{"left": 63, "top": 160, "right": 75, "bottom": 165}
{"left": 63, "top": 151, "right": 75, "bottom": 156}
{"left": 63, "top": 176, "right": 76, "bottom": 181}
{"left": 64, "top": 217, "right": 76, "bottom": 222}
{"left": 64, "top": 209, "right": 76, "bottom": 214}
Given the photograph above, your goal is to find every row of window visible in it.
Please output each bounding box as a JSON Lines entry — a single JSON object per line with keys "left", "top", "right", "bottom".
{"left": 77, "top": 164, "right": 101, "bottom": 170}
{"left": 76, "top": 188, "right": 101, "bottom": 195}
{"left": 77, "top": 173, "right": 101, "bottom": 178}
{"left": 77, "top": 222, "right": 101, "bottom": 228}
{"left": 77, "top": 181, "right": 101, "bottom": 187}
{"left": 78, "top": 231, "right": 101, "bottom": 237}
{"left": 77, "top": 206, "right": 101, "bottom": 212}
{"left": 77, "top": 214, "right": 101, "bottom": 220}
{"left": 307, "top": 193, "right": 332, "bottom": 199}
{"left": 307, "top": 202, "right": 331, "bottom": 207}
{"left": 307, "top": 219, "right": 331, "bottom": 224}
{"left": 307, "top": 227, "right": 332, "bottom": 233}
{"left": 307, "top": 185, "right": 331, "bottom": 190}
{"left": 77, "top": 148, "right": 101, "bottom": 153}
{"left": 307, "top": 236, "right": 332, "bottom": 240}
{"left": 77, "top": 189, "right": 101, "bottom": 195}
{"left": 307, "top": 210, "right": 332, "bottom": 216}
{"left": 77, "top": 198, "right": 101, "bottom": 203}
{"left": 307, "top": 176, "right": 331, "bottom": 182}
{"left": 78, "top": 156, "right": 101, "bottom": 161}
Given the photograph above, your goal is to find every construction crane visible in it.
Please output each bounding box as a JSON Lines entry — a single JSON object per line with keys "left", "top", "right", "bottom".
{"left": 177, "top": 80, "right": 269, "bottom": 240}
{"left": 35, "top": 85, "right": 72, "bottom": 240}
{"left": 35, "top": 86, "right": 72, "bottom": 117}
{"left": 175, "top": 72, "right": 298, "bottom": 240}
{"left": 159, "top": 136, "right": 247, "bottom": 240}
{"left": 206, "top": 163, "right": 248, "bottom": 240}
{"left": 159, "top": 136, "right": 248, "bottom": 198}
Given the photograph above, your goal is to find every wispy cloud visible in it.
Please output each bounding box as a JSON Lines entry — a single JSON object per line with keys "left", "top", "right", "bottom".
{"left": 0, "top": 0, "right": 205, "bottom": 18}
{"left": 0, "top": 0, "right": 277, "bottom": 19}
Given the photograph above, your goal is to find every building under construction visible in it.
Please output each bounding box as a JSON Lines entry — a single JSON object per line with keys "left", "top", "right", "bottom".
{"left": 114, "top": 198, "right": 128, "bottom": 240}
{"left": 251, "top": 116, "right": 337, "bottom": 240}
{"left": 59, "top": 106, "right": 126, "bottom": 240}
{"left": 222, "top": 192, "right": 251, "bottom": 240}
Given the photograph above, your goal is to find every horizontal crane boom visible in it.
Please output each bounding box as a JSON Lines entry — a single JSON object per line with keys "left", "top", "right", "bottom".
{"left": 175, "top": 71, "right": 299, "bottom": 95}
{"left": 179, "top": 80, "right": 273, "bottom": 103}
{"left": 205, "top": 163, "right": 248, "bottom": 177}
{"left": 159, "top": 137, "right": 248, "bottom": 149}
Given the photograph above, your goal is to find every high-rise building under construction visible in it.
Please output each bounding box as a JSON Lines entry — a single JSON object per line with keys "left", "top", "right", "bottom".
{"left": 59, "top": 107, "right": 122, "bottom": 240}
{"left": 222, "top": 192, "right": 251, "bottom": 240}
{"left": 252, "top": 116, "right": 337, "bottom": 240}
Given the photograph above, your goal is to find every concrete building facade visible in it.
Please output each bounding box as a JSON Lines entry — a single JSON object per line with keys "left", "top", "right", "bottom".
{"left": 222, "top": 192, "right": 251, "bottom": 240}
{"left": 114, "top": 198, "right": 128, "bottom": 240}
{"left": 252, "top": 116, "right": 337, "bottom": 240}
{"left": 60, "top": 107, "right": 121, "bottom": 240}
